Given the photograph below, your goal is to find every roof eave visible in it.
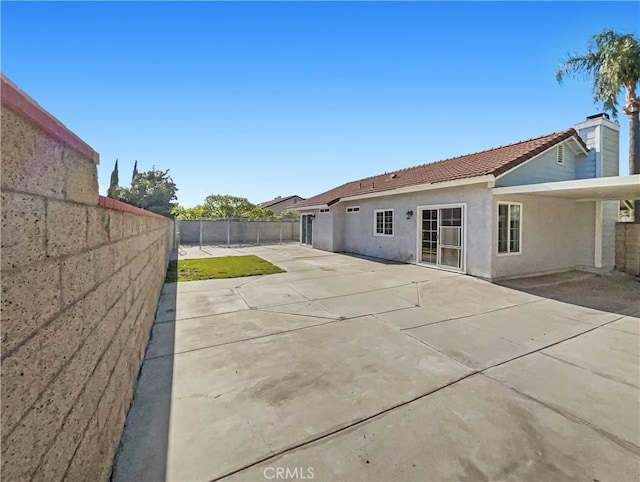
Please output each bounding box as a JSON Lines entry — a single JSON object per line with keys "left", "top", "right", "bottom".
{"left": 329, "top": 175, "right": 495, "bottom": 205}
{"left": 289, "top": 204, "right": 328, "bottom": 211}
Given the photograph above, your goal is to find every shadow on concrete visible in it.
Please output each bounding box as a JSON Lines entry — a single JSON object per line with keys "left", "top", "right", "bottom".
{"left": 497, "top": 270, "right": 640, "bottom": 317}
{"left": 338, "top": 251, "right": 406, "bottom": 265}
{"left": 111, "top": 264, "right": 177, "bottom": 481}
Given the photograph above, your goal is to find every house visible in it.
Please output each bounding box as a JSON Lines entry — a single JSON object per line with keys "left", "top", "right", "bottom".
{"left": 257, "top": 195, "right": 305, "bottom": 215}
{"left": 292, "top": 114, "right": 640, "bottom": 280}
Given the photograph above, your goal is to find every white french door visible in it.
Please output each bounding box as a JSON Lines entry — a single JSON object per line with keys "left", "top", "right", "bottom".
{"left": 417, "top": 204, "right": 465, "bottom": 272}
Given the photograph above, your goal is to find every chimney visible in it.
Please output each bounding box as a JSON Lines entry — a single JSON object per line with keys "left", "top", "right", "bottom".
{"left": 574, "top": 113, "right": 620, "bottom": 177}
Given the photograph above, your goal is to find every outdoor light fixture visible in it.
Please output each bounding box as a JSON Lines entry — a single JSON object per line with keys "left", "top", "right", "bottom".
{"left": 406, "top": 210, "right": 414, "bottom": 219}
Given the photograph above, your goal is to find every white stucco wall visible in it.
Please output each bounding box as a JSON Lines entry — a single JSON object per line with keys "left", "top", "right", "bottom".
{"left": 309, "top": 209, "right": 333, "bottom": 251}
{"left": 305, "top": 177, "right": 611, "bottom": 280}
{"left": 491, "top": 194, "right": 597, "bottom": 279}
{"left": 337, "top": 184, "right": 494, "bottom": 278}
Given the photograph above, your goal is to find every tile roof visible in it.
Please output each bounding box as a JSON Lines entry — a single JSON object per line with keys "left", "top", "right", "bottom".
{"left": 257, "top": 195, "right": 303, "bottom": 208}
{"left": 296, "top": 129, "right": 586, "bottom": 208}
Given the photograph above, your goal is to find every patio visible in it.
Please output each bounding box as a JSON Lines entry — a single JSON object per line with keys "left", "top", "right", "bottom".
{"left": 113, "top": 245, "right": 639, "bottom": 481}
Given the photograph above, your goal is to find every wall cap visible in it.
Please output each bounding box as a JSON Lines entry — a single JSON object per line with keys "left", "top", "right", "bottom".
{"left": 98, "top": 195, "right": 171, "bottom": 220}
{"left": 1, "top": 74, "right": 100, "bottom": 164}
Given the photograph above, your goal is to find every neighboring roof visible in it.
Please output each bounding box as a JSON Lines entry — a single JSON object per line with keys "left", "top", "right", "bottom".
{"left": 295, "top": 129, "right": 587, "bottom": 208}
{"left": 258, "top": 195, "right": 304, "bottom": 208}
{"left": 493, "top": 175, "right": 640, "bottom": 201}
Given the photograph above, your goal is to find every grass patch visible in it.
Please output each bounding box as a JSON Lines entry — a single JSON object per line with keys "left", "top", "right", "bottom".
{"left": 165, "top": 255, "right": 285, "bottom": 282}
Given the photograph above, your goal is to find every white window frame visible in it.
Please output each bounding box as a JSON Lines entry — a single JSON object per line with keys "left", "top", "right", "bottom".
{"left": 497, "top": 202, "right": 523, "bottom": 256}
{"left": 374, "top": 209, "right": 394, "bottom": 237}
{"left": 346, "top": 206, "right": 360, "bottom": 213}
{"left": 415, "top": 203, "right": 467, "bottom": 274}
{"left": 319, "top": 208, "right": 330, "bottom": 213}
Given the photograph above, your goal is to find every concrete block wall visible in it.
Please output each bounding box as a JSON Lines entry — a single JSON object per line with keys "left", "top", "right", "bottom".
{"left": 615, "top": 223, "right": 640, "bottom": 276}
{"left": 1, "top": 75, "right": 174, "bottom": 480}
{"left": 177, "top": 219, "right": 300, "bottom": 245}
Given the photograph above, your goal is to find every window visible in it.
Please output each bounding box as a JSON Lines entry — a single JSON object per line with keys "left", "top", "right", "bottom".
{"left": 557, "top": 145, "right": 564, "bottom": 165}
{"left": 319, "top": 208, "right": 330, "bottom": 213}
{"left": 498, "top": 203, "right": 521, "bottom": 254}
{"left": 374, "top": 209, "right": 393, "bottom": 236}
{"left": 346, "top": 206, "right": 360, "bottom": 213}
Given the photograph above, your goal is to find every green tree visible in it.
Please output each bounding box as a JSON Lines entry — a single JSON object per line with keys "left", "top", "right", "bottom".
{"left": 201, "top": 195, "right": 256, "bottom": 218}
{"left": 278, "top": 210, "right": 300, "bottom": 220}
{"left": 171, "top": 195, "right": 293, "bottom": 220}
{"left": 171, "top": 204, "right": 206, "bottom": 220}
{"left": 246, "top": 206, "right": 276, "bottom": 220}
{"left": 556, "top": 29, "right": 640, "bottom": 180}
{"left": 132, "top": 160, "right": 139, "bottom": 183}
{"left": 107, "top": 158, "right": 119, "bottom": 198}
{"left": 117, "top": 167, "right": 178, "bottom": 217}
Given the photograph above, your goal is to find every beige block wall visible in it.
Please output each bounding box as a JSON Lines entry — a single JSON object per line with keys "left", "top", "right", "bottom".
{"left": 616, "top": 223, "right": 640, "bottom": 276}
{"left": 1, "top": 91, "right": 174, "bottom": 479}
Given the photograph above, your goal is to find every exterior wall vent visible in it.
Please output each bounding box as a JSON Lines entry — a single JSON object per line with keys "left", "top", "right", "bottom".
{"left": 557, "top": 145, "right": 564, "bottom": 165}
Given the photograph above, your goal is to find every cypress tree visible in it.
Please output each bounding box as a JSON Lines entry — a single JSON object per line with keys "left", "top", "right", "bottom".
{"left": 107, "top": 158, "right": 119, "bottom": 198}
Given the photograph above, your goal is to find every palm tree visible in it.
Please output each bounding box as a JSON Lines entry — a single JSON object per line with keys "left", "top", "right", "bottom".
{"left": 556, "top": 30, "right": 640, "bottom": 180}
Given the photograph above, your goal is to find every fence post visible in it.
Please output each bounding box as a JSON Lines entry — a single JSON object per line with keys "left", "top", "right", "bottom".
{"left": 256, "top": 223, "right": 260, "bottom": 245}
{"left": 227, "top": 218, "right": 231, "bottom": 247}
{"left": 280, "top": 220, "right": 283, "bottom": 244}
{"left": 199, "top": 219, "right": 203, "bottom": 248}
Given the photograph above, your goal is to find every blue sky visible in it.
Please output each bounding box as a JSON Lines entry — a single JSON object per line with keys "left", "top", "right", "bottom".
{"left": 3, "top": 1, "right": 638, "bottom": 207}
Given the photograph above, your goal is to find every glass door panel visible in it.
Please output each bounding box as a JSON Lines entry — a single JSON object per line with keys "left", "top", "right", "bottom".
{"left": 301, "top": 215, "right": 313, "bottom": 245}
{"left": 439, "top": 247, "right": 461, "bottom": 268}
{"left": 421, "top": 209, "right": 438, "bottom": 264}
{"left": 438, "top": 207, "right": 462, "bottom": 269}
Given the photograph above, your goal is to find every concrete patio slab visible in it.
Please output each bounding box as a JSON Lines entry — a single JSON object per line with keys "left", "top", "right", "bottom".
{"left": 174, "top": 277, "right": 254, "bottom": 292}
{"left": 229, "top": 374, "right": 639, "bottom": 482}
{"left": 374, "top": 305, "right": 451, "bottom": 330}
{"left": 373, "top": 263, "right": 462, "bottom": 283}
{"left": 486, "top": 352, "right": 640, "bottom": 448}
{"left": 542, "top": 326, "right": 639, "bottom": 388}
{"left": 258, "top": 301, "right": 339, "bottom": 320}
{"left": 145, "top": 310, "right": 337, "bottom": 359}
{"left": 406, "top": 318, "right": 529, "bottom": 370}
{"left": 522, "top": 298, "right": 626, "bottom": 326}
{"left": 315, "top": 286, "right": 418, "bottom": 318}
{"left": 603, "top": 315, "right": 640, "bottom": 334}
{"left": 416, "top": 276, "right": 541, "bottom": 321}
{"left": 457, "top": 301, "right": 596, "bottom": 349}
{"left": 114, "top": 316, "right": 472, "bottom": 481}
{"left": 114, "top": 245, "right": 640, "bottom": 482}
{"left": 499, "top": 270, "right": 640, "bottom": 317}
{"left": 155, "top": 288, "right": 249, "bottom": 322}
{"left": 236, "top": 282, "right": 310, "bottom": 308}
{"left": 291, "top": 274, "right": 384, "bottom": 299}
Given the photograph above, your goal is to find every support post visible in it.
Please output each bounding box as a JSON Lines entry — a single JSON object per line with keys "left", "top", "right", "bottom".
{"left": 594, "top": 201, "right": 603, "bottom": 268}
{"left": 280, "top": 220, "right": 283, "bottom": 244}
{"left": 199, "top": 219, "right": 203, "bottom": 249}
{"left": 227, "top": 218, "right": 231, "bottom": 247}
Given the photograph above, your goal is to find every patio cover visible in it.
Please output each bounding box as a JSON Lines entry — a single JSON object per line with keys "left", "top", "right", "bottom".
{"left": 492, "top": 175, "right": 640, "bottom": 201}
